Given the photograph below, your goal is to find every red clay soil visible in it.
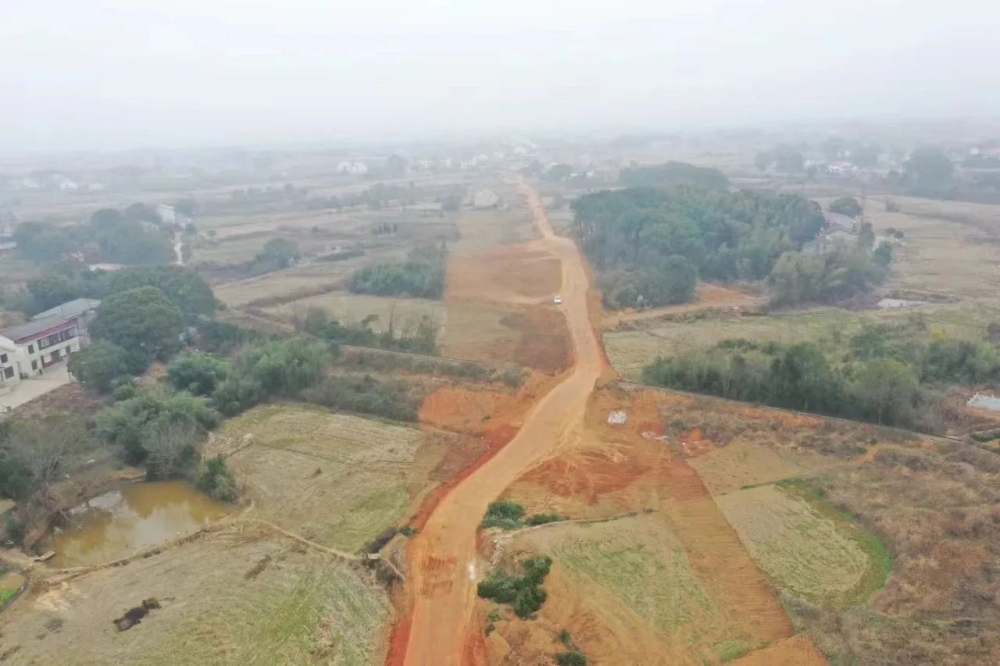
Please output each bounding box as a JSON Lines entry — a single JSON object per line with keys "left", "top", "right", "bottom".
{"left": 408, "top": 424, "right": 520, "bottom": 532}
{"left": 517, "top": 448, "right": 655, "bottom": 505}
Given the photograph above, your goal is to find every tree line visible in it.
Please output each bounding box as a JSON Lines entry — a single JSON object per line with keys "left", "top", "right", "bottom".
{"left": 15, "top": 204, "right": 178, "bottom": 265}
{"left": 618, "top": 162, "right": 729, "bottom": 190}
{"left": 571, "top": 186, "right": 826, "bottom": 308}
{"left": 642, "top": 316, "right": 1000, "bottom": 431}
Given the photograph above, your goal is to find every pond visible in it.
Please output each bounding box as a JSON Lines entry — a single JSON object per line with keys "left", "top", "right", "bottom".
{"left": 40, "top": 481, "right": 231, "bottom": 568}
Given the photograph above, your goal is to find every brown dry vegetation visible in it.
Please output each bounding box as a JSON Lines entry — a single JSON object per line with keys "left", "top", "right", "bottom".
{"left": 0, "top": 526, "right": 391, "bottom": 665}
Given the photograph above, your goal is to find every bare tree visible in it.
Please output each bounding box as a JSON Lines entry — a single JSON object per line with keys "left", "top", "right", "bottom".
{"left": 144, "top": 421, "right": 201, "bottom": 479}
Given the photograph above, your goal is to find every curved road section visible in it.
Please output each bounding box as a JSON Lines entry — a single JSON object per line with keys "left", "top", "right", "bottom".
{"left": 402, "top": 180, "right": 605, "bottom": 665}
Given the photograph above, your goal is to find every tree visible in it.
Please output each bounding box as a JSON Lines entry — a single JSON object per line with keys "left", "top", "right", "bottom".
{"left": 903, "top": 146, "right": 955, "bottom": 195}
{"left": 89, "top": 286, "right": 185, "bottom": 362}
{"left": 198, "top": 456, "right": 237, "bottom": 502}
{"left": 24, "top": 271, "right": 81, "bottom": 313}
{"left": 852, "top": 359, "right": 918, "bottom": 424}
{"left": 174, "top": 199, "right": 198, "bottom": 217}
{"left": 96, "top": 389, "right": 218, "bottom": 465}
{"left": 0, "top": 417, "right": 91, "bottom": 501}
{"left": 858, "top": 222, "right": 876, "bottom": 249}
{"left": 829, "top": 197, "right": 862, "bottom": 218}
{"left": 13, "top": 222, "right": 74, "bottom": 262}
{"left": 258, "top": 238, "right": 299, "bottom": 269}
{"left": 167, "top": 352, "right": 230, "bottom": 396}
{"left": 822, "top": 137, "right": 847, "bottom": 159}
{"left": 68, "top": 341, "right": 136, "bottom": 393}
{"left": 144, "top": 421, "right": 200, "bottom": 479}
{"left": 104, "top": 266, "right": 216, "bottom": 319}
{"left": 383, "top": 154, "right": 408, "bottom": 178}
{"left": 771, "top": 145, "right": 805, "bottom": 172}
{"left": 769, "top": 342, "right": 843, "bottom": 412}
{"left": 618, "top": 162, "right": 729, "bottom": 190}
{"left": 754, "top": 151, "right": 772, "bottom": 172}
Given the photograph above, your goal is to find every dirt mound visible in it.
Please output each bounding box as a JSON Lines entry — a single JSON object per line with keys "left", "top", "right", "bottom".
{"left": 517, "top": 448, "right": 654, "bottom": 505}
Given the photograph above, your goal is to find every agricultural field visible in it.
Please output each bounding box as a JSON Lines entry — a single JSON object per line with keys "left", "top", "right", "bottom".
{"left": 716, "top": 483, "right": 889, "bottom": 608}
{"left": 0, "top": 527, "right": 391, "bottom": 665}
{"left": 264, "top": 292, "right": 446, "bottom": 336}
{"left": 222, "top": 404, "right": 450, "bottom": 552}
{"left": 518, "top": 515, "right": 746, "bottom": 661}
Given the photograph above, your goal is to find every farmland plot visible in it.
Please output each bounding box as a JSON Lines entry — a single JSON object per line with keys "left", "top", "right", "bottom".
{"left": 223, "top": 405, "right": 426, "bottom": 552}
{"left": 716, "top": 484, "right": 888, "bottom": 608}
{"left": 0, "top": 528, "right": 390, "bottom": 665}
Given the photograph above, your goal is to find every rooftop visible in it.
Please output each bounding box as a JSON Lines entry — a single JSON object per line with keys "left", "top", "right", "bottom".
{"left": 31, "top": 298, "right": 101, "bottom": 322}
{"left": 0, "top": 316, "right": 74, "bottom": 343}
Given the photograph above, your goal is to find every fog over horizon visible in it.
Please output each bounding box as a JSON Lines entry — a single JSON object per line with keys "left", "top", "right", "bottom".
{"left": 3, "top": 0, "right": 998, "bottom": 152}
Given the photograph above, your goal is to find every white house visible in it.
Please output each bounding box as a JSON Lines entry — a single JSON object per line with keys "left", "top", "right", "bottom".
{"left": 0, "top": 318, "right": 82, "bottom": 379}
{"left": 157, "top": 204, "right": 177, "bottom": 224}
{"left": 337, "top": 161, "right": 369, "bottom": 176}
{"left": 0, "top": 299, "right": 101, "bottom": 384}
{"left": 473, "top": 189, "right": 500, "bottom": 209}
{"left": 0, "top": 342, "right": 19, "bottom": 391}
{"left": 827, "top": 161, "right": 860, "bottom": 177}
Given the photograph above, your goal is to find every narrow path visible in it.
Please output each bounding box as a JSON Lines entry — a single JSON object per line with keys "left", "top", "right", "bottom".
{"left": 401, "top": 180, "right": 604, "bottom": 666}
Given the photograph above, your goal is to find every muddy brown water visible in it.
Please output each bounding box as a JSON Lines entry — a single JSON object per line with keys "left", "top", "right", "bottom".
{"left": 40, "top": 481, "right": 231, "bottom": 568}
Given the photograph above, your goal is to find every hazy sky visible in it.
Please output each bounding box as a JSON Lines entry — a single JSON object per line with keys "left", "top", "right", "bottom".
{"left": 2, "top": 0, "right": 997, "bottom": 151}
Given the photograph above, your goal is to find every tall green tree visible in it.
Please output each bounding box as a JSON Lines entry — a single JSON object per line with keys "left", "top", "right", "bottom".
{"left": 852, "top": 359, "right": 918, "bottom": 424}
{"left": 89, "top": 287, "right": 185, "bottom": 362}
{"left": 903, "top": 146, "right": 955, "bottom": 195}
{"left": 829, "top": 197, "right": 862, "bottom": 217}
{"left": 68, "top": 341, "right": 137, "bottom": 393}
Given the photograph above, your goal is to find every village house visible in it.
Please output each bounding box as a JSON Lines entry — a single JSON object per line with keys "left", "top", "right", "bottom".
{"left": 0, "top": 298, "right": 100, "bottom": 384}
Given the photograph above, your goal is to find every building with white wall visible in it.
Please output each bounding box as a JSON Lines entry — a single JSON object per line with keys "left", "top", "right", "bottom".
{"left": 0, "top": 298, "right": 101, "bottom": 381}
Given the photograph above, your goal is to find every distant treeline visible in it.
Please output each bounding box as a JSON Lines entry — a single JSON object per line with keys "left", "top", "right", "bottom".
{"left": 5, "top": 263, "right": 215, "bottom": 319}
{"left": 15, "top": 204, "right": 175, "bottom": 265}
{"left": 618, "top": 162, "right": 729, "bottom": 190}
{"left": 572, "top": 186, "right": 826, "bottom": 308}
{"left": 643, "top": 316, "right": 1000, "bottom": 431}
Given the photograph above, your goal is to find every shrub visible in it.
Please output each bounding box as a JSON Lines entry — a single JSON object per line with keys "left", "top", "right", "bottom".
{"left": 197, "top": 456, "right": 238, "bottom": 502}
{"left": 168, "top": 352, "right": 230, "bottom": 396}
{"left": 525, "top": 513, "right": 564, "bottom": 527}
{"left": 481, "top": 501, "right": 526, "bottom": 529}
{"left": 477, "top": 556, "right": 553, "bottom": 619}
{"left": 556, "top": 650, "right": 588, "bottom": 666}
{"left": 301, "top": 374, "right": 421, "bottom": 422}
{"left": 513, "top": 586, "right": 547, "bottom": 619}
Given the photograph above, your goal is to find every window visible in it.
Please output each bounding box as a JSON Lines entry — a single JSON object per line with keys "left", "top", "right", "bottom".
{"left": 31, "top": 360, "right": 37, "bottom": 371}
{"left": 0, "top": 353, "right": 6, "bottom": 364}
{"left": 27, "top": 344, "right": 34, "bottom": 354}
{"left": 3, "top": 367, "right": 12, "bottom": 379}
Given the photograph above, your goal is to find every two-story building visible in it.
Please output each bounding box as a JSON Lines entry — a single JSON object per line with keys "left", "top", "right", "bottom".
{"left": 0, "top": 298, "right": 101, "bottom": 381}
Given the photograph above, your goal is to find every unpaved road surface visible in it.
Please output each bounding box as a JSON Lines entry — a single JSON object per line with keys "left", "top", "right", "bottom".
{"left": 402, "top": 181, "right": 605, "bottom": 665}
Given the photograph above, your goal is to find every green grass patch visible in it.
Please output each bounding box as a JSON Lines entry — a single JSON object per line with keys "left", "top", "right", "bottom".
{"left": 777, "top": 479, "right": 892, "bottom": 607}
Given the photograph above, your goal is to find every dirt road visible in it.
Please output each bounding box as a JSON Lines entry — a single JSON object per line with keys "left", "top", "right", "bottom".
{"left": 401, "top": 181, "right": 605, "bottom": 666}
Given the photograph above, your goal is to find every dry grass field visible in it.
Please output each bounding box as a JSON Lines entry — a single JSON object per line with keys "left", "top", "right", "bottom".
{"left": 514, "top": 514, "right": 772, "bottom": 664}
{"left": 222, "top": 404, "right": 433, "bottom": 552}
{"left": 0, "top": 527, "right": 391, "bottom": 665}
{"left": 264, "top": 292, "right": 446, "bottom": 336}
